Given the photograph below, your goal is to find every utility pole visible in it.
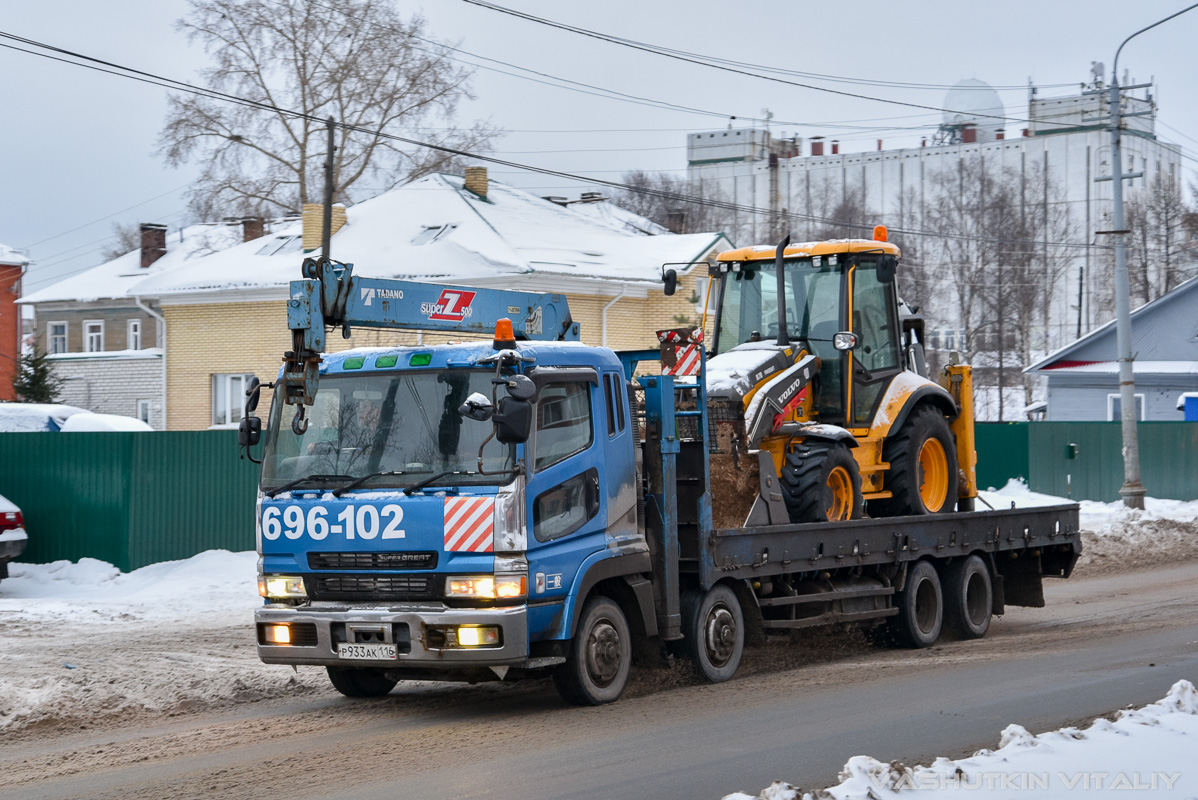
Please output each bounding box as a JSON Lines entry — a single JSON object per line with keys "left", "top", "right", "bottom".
{"left": 321, "top": 117, "right": 336, "bottom": 260}
{"left": 1098, "top": 3, "right": 1198, "bottom": 508}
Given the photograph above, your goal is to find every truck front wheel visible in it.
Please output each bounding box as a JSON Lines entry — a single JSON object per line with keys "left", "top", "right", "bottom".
{"left": 554, "top": 596, "right": 632, "bottom": 706}
{"left": 682, "top": 584, "right": 744, "bottom": 683}
{"left": 326, "top": 667, "right": 399, "bottom": 698}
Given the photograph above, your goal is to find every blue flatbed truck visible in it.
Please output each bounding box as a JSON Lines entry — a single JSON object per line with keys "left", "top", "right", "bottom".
{"left": 244, "top": 254, "right": 1080, "bottom": 705}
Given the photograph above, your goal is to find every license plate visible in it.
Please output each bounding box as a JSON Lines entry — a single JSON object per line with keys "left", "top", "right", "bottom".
{"left": 337, "top": 642, "right": 397, "bottom": 661}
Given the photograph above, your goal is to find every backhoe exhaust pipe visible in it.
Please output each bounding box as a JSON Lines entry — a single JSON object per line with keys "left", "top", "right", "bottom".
{"left": 775, "top": 234, "right": 790, "bottom": 347}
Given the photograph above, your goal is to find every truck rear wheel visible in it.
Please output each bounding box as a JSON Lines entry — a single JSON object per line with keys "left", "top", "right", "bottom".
{"left": 682, "top": 584, "right": 744, "bottom": 683}
{"left": 872, "top": 406, "right": 958, "bottom": 517}
{"left": 890, "top": 560, "right": 943, "bottom": 648}
{"left": 326, "top": 667, "right": 399, "bottom": 698}
{"left": 779, "top": 441, "right": 863, "bottom": 523}
{"left": 554, "top": 596, "right": 631, "bottom": 706}
{"left": 943, "top": 554, "right": 993, "bottom": 639}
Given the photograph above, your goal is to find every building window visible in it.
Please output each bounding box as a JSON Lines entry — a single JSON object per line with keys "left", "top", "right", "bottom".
{"left": 49, "top": 322, "right": 68, "bottom": 354}
{"left": 84, "top": 320, "right": 104, "bottom": 353}
{"left": 212, "top": 373, "right": 254, "bottom": 425}
{"left": 128, "top": 319, "right": 142, "bottom": 351}
{"left": 136, "top": 399, "right": 151, "bottom": 425}
{"left": 1107, "top": 393, "right": 1145, "bottom": 422}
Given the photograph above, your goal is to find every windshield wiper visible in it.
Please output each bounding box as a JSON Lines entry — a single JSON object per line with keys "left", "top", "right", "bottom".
{"left": 331, "top": 470, "right": 417, "bottom": 498}
{"left": 265, "top": 474, "right": 353, "bottom": 498}
{"left": 403, "top": 470, "right": 477, "bottom": 496}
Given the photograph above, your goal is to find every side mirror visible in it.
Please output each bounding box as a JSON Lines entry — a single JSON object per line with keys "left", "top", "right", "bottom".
{"left": 458, "top": 392, "right": 495, "bottom": 422}
{"left": 662, "top": 268, "right": 678, "bottom": 297}
{"left": 238, "top": 415, "right": 262, "bottom": 447}
{"left": 503, "top": 374, "right": 537, "bottom": 401}
{"left": 877, "top": 255, "right": 897, "bottom": 284}
{"left": 245, "top": 376, "right": 262, "bottom": 413}
{"left": 493, "top": 397, "right": 533, "bottom": 444}
{"left": 833, "top": 331, "right": 859, "bottom": 351}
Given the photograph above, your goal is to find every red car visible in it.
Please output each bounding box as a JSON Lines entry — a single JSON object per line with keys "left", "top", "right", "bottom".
{"left": 0, "top": 493, "right": 26, "bottom": 586}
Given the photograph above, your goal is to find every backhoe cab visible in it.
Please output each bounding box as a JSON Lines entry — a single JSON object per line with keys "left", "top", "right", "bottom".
{"left": 705, "top": 227, "right": 977, "bottom": 525}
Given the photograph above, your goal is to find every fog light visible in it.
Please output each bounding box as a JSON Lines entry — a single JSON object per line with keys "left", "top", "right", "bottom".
{"left": 456, "top": 626, "right": 500, "bottom": 647}
{"left": 264, "top": 575, "right": 306, "bottom": 599}
{"left": 264, "top": 624, "right": 292, "bottom": 644}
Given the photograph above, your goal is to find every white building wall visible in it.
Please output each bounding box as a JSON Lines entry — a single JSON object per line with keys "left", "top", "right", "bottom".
{"left": 48, "top": 352, "right": 165, "bottom": 430}
{"left": 691, "top": 127, "right": 1182, "bottom": 352}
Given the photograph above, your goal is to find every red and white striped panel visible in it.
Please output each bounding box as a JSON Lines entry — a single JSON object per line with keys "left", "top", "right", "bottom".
{"left": 666, "top": 343, "right": 702, "bottom": 376}
{"left": 661, "top": 328, "right": 704, "bottom": 376}
{"left": 443, "top": 496, "right": 495, "bottom": 553}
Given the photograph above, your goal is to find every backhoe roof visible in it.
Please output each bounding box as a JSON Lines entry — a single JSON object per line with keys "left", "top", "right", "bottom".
{"left": 718, "top": 239, "right": 900, "bottom": 262}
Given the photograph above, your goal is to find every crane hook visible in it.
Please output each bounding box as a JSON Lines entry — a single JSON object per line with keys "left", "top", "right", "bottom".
{"left": 292, "top": 405, "right": 309, "bottom": 435}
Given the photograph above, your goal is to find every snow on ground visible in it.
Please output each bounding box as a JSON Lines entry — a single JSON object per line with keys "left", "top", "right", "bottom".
{"left": 0, "top": 551, "right": 326, "bottom": 732}
{"left": 980, "top": 480, "right": 1198, "bottom": 575}
{"left": 723, "top": 680, "right": 1198, "bottom": 799}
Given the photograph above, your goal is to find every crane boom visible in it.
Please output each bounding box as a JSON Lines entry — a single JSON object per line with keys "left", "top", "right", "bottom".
{"left": 281, "top": 256, "right": 577, "bottom": 428}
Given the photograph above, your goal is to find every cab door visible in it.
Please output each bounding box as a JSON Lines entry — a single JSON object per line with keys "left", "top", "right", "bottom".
{"left": 847, "top": 259, "right": 903, "bottom": 429}
{"left": 524, "top": 372, "right": 607, "bottom": 636}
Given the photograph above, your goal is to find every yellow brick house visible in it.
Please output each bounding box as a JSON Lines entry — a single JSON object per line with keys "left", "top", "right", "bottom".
{"left": 129, "top": 169, "right": 732, "bottom": 430}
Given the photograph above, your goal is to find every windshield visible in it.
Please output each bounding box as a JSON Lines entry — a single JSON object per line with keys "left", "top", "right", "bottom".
{"left": 261, "top": 370, "right": 515, "bottom": 490}
{"left": 715, "top": 257, "right": 842, "bottom": 354}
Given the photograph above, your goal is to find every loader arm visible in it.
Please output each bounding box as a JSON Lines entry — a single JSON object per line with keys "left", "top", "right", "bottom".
{"left": 282, "top": 256, "right": 578, "bottom": 429}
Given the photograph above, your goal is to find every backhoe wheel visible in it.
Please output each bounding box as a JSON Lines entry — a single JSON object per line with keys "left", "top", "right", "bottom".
{"left": 779, "top": 441, "right": 863, "bottom": 523}
{"left": 681, "top": 584, "right": 744, "bottom": 683}
{"left": 554, "top": 596, "right": 631, "bottom": 706}
{"left": 889, "top": 560, "right": 943, "bottom": 648}
{"left": 872, "top": 406, "right": 958, "bottom": 517}
{"left": 943, "top": 554, "right": 993, "bottom": 639}
{"left": 326, "top": 667, "right": 399, "bottom": 698}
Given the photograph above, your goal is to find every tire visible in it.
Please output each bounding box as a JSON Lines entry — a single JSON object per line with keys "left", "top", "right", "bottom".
{"left": 889, "top": 560, "right": 942, "bottom": 648}
{"left": 943, "top": 554, "right": 993, "bottom": 639}
{"left": 681, "top": 584, "right": 745, "bottom": 683}
{"left": 779, "top": 441, "right": 863, "bottom": 523}
{"left": 872, "top": 405, "right": 958, "bottom": 517}
{"left": 326, "top": 667, "right": 399, "bottom": 698}
{"left": 553, "top": 597, "right": 632, "bottom": 706}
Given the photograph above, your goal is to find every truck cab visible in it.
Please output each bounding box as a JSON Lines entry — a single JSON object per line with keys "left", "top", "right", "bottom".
{"left": 255, "top": 339, "right": 646, "bottom": 700}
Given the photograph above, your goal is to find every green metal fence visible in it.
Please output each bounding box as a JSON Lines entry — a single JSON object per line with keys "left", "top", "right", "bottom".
{"left": 975, "top": 421, "right": 1198, "bottom": 502}
{"left": 0, "top": 431, "right": 259, "bottom": 571}
{"left": 2, "top": 423, "right": 1195, "bottom": 571}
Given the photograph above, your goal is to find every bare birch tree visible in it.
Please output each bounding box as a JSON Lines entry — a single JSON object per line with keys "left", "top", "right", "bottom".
{"left": 159, "top": 0, "right": 500, "bottom": 217}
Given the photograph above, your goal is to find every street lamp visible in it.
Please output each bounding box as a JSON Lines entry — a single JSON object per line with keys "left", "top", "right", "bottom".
{"left": 1104, "top": 2, "right": 1198, "bottom": 509}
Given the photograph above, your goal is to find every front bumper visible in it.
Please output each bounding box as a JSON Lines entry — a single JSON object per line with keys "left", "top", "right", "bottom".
{"left": 255, "top": 602, "right": 529, "bottom": 670}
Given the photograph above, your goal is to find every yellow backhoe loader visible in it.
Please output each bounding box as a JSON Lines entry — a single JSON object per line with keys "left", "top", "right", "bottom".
{"left": 703, "top": 227, "right": 977, "bottom": 524}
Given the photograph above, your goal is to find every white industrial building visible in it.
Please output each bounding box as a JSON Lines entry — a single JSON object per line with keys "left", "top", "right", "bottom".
{"left": 686, "top": 68, "right": 1184, "bottom": 359}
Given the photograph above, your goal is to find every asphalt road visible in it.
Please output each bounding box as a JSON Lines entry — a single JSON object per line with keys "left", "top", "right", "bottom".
{"left": 3, "top": 562, "right": 1196, "bottom": 800}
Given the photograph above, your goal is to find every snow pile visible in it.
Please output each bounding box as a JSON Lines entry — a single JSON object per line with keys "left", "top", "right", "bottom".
{"left": 981, "top": 479, "right": 1198, "bottom": 574}
{"left": 724, "top": 680, "right": 1198, "bottom": 799}
{"left": 0, "top": 550, "right": 320, "bottom": 731}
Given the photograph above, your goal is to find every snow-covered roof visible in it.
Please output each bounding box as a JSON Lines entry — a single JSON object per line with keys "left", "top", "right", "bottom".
{"left": 129, "top": 174, "right": 731, "bottom": 297}
{"left": 1033, "top": 360, "right": 1198, "bottom": 375}
{"left": 47, "top": 348, "right": 163, "bottom": 361}
{"left": 1026, "top": 275, "right": 1198, "bottom": 373}
{"left": 566, "top": 198, "right": 670, "bottom": 236}
{"left": 18, "top": 223, "right": 247, "bottom": 305}
{"left": 0, "top": 242, "right": 30, "bottom": 267}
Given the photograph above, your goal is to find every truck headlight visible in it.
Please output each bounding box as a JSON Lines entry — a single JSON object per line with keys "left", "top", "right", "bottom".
{"left": 261, "top": 575, "right": 307, "bottom": 599}
{"left": 446, "top": 574, "right": 527, "bottom": 600}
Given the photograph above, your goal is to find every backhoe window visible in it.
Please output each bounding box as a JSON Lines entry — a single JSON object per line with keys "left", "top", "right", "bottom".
{"left": 715, "top": 258, "right": 842, "bottom": 354}
{"left": 260, "top": 370, "right": 514, "bottom": 490}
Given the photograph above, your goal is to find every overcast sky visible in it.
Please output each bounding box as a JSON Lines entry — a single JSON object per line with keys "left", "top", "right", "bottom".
{"left": 4, "top": 0, "right": 1196, "bottom": 295}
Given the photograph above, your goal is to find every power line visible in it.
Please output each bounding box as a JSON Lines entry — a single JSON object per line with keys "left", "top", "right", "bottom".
{"left": 20, "top": 183, "right": 189, "bottom": 250}
{"left": 462, "top": 1, "right": 1075, "bottom": 130}
{"left": 0, "top": 28, "right": 1109, "bottom": 254}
